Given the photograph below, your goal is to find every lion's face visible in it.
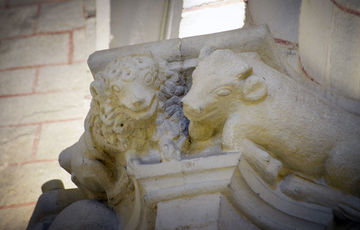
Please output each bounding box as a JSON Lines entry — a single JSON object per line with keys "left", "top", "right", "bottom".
{"left": 105, "top": 55, "right": 160, "bottom": 120}
{"left": 89, "top": 55, "right": 163, "bottom": 153}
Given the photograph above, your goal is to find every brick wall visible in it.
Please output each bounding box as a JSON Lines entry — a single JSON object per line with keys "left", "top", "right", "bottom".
{"left": 0, "top": 0, "right": 95, "bottom": 228}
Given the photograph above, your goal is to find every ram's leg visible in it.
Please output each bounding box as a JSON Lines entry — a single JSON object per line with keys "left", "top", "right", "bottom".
{"left": 280, "top": 174, "right": 360, "bottom": 221}
{"left": 236, "top": 139, "right": 283, "bottom": 187}
{"left": 325, "top": 139, "right": 360, "bottom": 197}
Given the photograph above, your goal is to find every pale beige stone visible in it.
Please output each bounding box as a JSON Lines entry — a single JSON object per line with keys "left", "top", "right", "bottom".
{"left": 299, "top": 0, "right": 360, "bottom": 100}
{"left": 0, "top": 69, "right": 35, "bottom": 95}
{"left": 156, "top": 194, "right": 221, "bottom": 229}
{"left": 0, "top": 34, "right": 68, "bottom": 69}
{"left": 73, "top": 29, "right": 88, "bottom": 62}
{"left": 37, "top": 120, "right": 84, "bottom": 160}
{"left": 0, "top": 91, "right": 90, "bottom": 126}
{"left": 36, "top": 63, "right": 92, "bottom": 93}
{"left": 0, "top": 5, "right": 37, "bottom": 39}
{"left": 37, "top": 0, "right": 85, "bottom": 32}
{"left": 183, "top": 49, "right": 360, "bottom": 195}
{"left": 0, "top": 126, "right": 37, "bottom": 164}
{"left": 0, "top": 161, "right": 75, "bottom": 207}
{"left": 49, "top": 25, "right": 360, "bottom": 230}
{"left": 182, "top": 49, "right": 360, "bottom": 227}
{"left": 0, "top": 205, "right": 34, "bottom": 230}
{"left": 85, "top": 17, "right": 96, "bottom": 55}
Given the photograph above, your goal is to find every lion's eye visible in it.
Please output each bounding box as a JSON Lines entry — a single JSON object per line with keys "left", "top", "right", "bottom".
{"left": 215, "top": 88, "right": 232, "bottom": 96}
{"left": 112, "top": 85, "right": 120, "bottom": 93}
{"left": 144, "top": 73, "right": 154, "bottom": 85}
{"left": 121, "top": 70, "right": 134, "bottom": 81}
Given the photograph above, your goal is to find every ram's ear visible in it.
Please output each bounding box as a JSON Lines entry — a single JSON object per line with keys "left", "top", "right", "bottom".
{"left": 242, "top": 75, "right": 268, "bottom": 102}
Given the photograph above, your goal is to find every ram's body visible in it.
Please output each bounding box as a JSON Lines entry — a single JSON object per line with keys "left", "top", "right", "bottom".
{"left": 183, "top": 50, "right": 360, "bottom": 195}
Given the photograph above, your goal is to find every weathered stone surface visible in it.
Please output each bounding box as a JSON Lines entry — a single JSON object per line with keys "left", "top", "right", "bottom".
{"left": 83, "top": 0, "right": 96, "bottom": 18}
{"left": 156, "top": 194, "right": 221, "bottom": 229}
{"left": 85, "top": 17, "right": 96, "bottom": 55}
{"left": 29, "top": 23, "right": 360, "bottom": 230}
{"left": 0, "top": 69, "right": 35, "bottom": 95}
{"left": 0, "top": 205, "right": 34, "bottom": 230}
{"left": 0, "top": 34, "right": 68, "bottom": 69}
{"left": 156, "top": 193, "right": 259, "bottom": 230}
{"left": 36, "top": 63, "right": 92, "bottom": 93}
{"left": 73, "top": 29, "right": 88, "bottom": 62}
{"left": 0, "top": 161, "right": 75, "bottom": 207}
{"left": 37, "top": 120, "right": 84, "bottom": 160}
{"left": 0, "top": 5, "right": 37, "bottom": 39}
{"left": 0, "top": 126, "right": 38, "bottom": 164}
{"left": 0, "top": 0, "right": 95, "bottom": 228}
{"left": 9, "top": 0, "right": 38, "bottom": 7}
{"left": 0, "top": 91, "right": 90, "bottom": 126}
{"left": 37, "top": 0, "right": 85, "bottom": 32}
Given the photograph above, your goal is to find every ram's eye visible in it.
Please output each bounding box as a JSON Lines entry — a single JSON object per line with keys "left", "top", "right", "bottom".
{"left": 215, "top": 88, "right": 232, "bottom": 96}
{"left": 144, "top": 73, "right": 154, "bottom": 85}
{"left": 112, "top": 85, "right": 120, "bottom": 93}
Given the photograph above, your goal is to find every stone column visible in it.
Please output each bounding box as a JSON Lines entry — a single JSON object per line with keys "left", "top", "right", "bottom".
{"left": 298, "top": 0, "right": 360, "bottom": 100}
{"left": 246, "top": 0, "right": 301, "bottom": 44}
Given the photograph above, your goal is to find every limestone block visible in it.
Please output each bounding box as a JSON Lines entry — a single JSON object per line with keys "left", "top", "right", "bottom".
{"left": 9, "top": 0, "right": 37, "bottom": 6}
{"left": 0, "top": 162, "right": 75, "bottom": 207}
{"left": 0, "top": 205, "right": 34, "bottom": 230}
{"left": 156, "top": 193, "right": 257, "bottom": 230}
{"left": 37, "top": 0, "right": 85, "bottom": 32}
{"left": 87, "top": 25, "right": 270, "bottom": 75}
{"left": 0, "top": 69, "right": 35, "bottom": 95}
{"left": 0, "top": 34, "right": 68, "bottom": 69}
{"left": 36, "top": 120, "right": 84, "bottom": 160}
{"left": 85, "top": 17, "right": 97, "bottom": 55}
{"left": 156, "top": 194, "right": 221, "bottom": 230}
{"left": 36, "top": 63, "right": 93, "bottom": 93}
{"left": 299, "top": 0, "right": 360, "bottom": 100}
{"left": 83, "top": 0, "right": 96, "bottom": 18}
{"left": 129, "top": 152, "right": 241, "bottom": 203}
{"left": 0, "top": 5, "right": 37, "bottom": 39}
{"left": 73, "top": 29, "right": 88, "bottom": 62}
{"left": 247, "top": 0, "right": 301, "bottom": 43}
{"left": 0, "top": 126, "right": 38, "bottom": 164}
{"left": 0, "top": 91, "right": 90, "bottom": 126}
